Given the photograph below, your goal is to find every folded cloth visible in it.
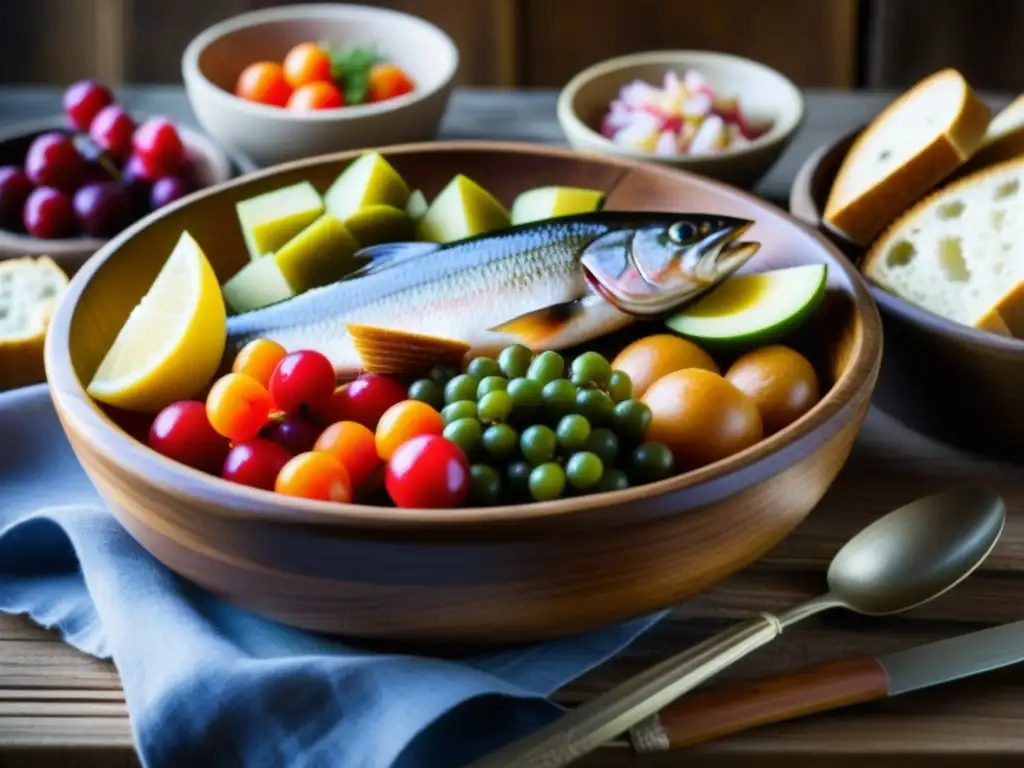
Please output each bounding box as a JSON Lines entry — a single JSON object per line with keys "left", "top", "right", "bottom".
{"left": 0, "top": 385, "right": 665, "bottom": 768}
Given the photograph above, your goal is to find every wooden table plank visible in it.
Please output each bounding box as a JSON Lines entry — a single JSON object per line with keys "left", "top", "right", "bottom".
{"left": 1, "top": 87, "right": 1022, "bottom": 765}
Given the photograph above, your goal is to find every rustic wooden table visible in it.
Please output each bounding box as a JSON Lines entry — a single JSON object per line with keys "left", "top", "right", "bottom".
{"left": 1, "top": 86, "right": 1022, "bottom": 768}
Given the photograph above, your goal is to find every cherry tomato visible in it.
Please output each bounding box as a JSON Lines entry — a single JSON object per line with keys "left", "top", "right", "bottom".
{"left": 385, "top": 434, "right": 469, "bottom": 508}
{"left": 325, "top": 374, "right": 406, "bottom": 429}
{"left": 314, "top": 420, "right": 380, "bottom": 489}
{"left": 262, "top": 414, "right": 323, "bottom": 455}
{"left": 148, "top": 400, "right": 230, "bottom": 474}
{"left": 206, "top": 373, "right": 272, "bottom": 443}
{"left": 222, "top": 438, "right": 291, "bottom": 490}
{"left": 268, "top": 349, "right": 336, "bottom": 415}
{"left": 275, "top": 451, "right": 353, "bottom": 502}
{"left": 375, "top": 400, "right": 444, "bottom": 461}
{"left": 131, "top": 117, "right": 184, "bottom": 177}
{"left": 235, "top": 62, "right": 292, "bottom": 107}
{"left": 367, "top": 63, "right": 415, "bottom": 103}
{"left": 287, "top": 81, "right": 344, "bottom": 111}
{"left": 232, "top": 338, "right": 287, "bottom": 388}
{"left": 282, "top": 43, "right": 333, "bottom": 88}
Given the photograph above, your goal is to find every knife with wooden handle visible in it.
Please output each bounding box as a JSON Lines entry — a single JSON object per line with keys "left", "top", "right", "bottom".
{"left": 628, "top": 619, "right": 1024, "bottom": 753}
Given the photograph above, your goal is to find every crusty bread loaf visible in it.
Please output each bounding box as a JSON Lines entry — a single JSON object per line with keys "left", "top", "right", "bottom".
{"left": 824, "top": 68, "right": 991, "bottom": 246}
{"left": 961, "top": 94, "right": 1024, "bottom": 174}
{"left": 862, "top": 157, "right": 1024, "bottom": 338}
{"left": 0, "top": 256, "right": 69, "bottom": 389}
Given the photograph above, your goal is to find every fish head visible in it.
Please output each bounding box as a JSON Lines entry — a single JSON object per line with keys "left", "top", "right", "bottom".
{"left": 580, "top": 213, "right": 759, "bottom": 317}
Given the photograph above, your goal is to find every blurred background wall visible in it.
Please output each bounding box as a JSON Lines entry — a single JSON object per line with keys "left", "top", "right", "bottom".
{"left": 1, "top": 0, "right": 1021, "bottom": 92}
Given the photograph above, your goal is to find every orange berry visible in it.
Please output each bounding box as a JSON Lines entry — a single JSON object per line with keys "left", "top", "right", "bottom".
{"left": 287, "top": 81, "right": 344, "bottom": 111}
{"left": 375, "top": 400, "right": 443, "bottom": 461}
{"left": 235, "top": 62, "right": 292, "bottom": 107}
{"left": 206, "top": 373, "right": 272, "bottom": 443}
{"left": 275, "top": 451, "right": 353, "bottom": 502}
{"left": 367, "top": 63, "right": 415, "bottom": 103}
{"left": 231, "top": 339, "right": 287, "bottom": 389}
{"left": 314, "top": 420, "right": 380, "bottom": 489}
{"left": 282, "top": 42, "right": 333, "bottom": 88}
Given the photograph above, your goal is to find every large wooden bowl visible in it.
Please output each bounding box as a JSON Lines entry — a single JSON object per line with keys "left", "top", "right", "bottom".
{"left": 45, "top": 141, "right": 881, "bottom": 644}
{"left": 791, "top": 129, "right": 1024, "bottom": 461}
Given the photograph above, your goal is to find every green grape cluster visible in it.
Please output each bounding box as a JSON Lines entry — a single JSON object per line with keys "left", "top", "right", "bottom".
{"left": 407, "top": 345, "right": 676, "bottom": 505}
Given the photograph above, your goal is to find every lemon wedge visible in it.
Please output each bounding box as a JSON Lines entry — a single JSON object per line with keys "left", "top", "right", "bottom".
{"left": 87, "top": 231, "right": 227, "bottom": 413}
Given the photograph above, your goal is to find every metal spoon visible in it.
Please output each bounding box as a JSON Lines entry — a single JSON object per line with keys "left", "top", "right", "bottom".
{"left": 469, "top": 487, "right": 1006, "bottom": 768}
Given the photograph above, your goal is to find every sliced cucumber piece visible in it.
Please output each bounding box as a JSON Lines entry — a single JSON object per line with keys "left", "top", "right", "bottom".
{"left": 235, "top": 181, "right": 324, "bottom": 261}
{"left": 324, "top": 152, "right": 410, "bottom": 221}
{"left": 510, "top": 186, "right": 606, "bottom": 225}
{"left": 665, "top": 264, "right": 828, "bottom": 344}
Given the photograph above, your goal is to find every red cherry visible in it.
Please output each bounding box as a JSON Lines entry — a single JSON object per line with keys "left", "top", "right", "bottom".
{"left": 385, "top": 434, "right": 470, "bottom": 509}
{"left": 148, "top": 400, "right": 231, "bottom": 474}
{"left": 267, "top": 350, "right": 336, "bottom": 415}
{"left": 261, "top": 414, "right": 323, "bottom": 455}
{"left": 222, "top": 439, "right": 291, "bottom": 490}
{"left": 132, "top": 117, "right": 185, "bottom": 177}
{"left": 23, "top": 187, "right": 73, "bottom": 239}
{"left": 324, "top": 374, "right": 407, "bottom": 430}
{"left": 0, "top": 166, "right": 34, "bottom": 230}
{"left": 62, "top": 80, "right": 114, "bottom": 132}
{"left": 89, "top": 105, "right": 136, "bottom": 161}
{"left": 24, "top": 133, "right": 83, "bottom": 193}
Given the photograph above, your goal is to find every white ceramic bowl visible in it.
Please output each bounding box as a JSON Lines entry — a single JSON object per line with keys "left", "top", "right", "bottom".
{"left": 181, "top": 3, "right": 459, "bottom": 167}
{"left": 557, "top": 50, "right": 805, "bottom": 189}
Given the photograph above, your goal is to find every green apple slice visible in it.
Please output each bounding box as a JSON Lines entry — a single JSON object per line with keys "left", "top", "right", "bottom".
{"left": 510, "top": 186, "right": 606, "bottom": 225}
{"left": 324, "top": 152, "right": 410, "bottom": 221}
{"left": 406, "top": 189, "right": 429, "bottom": 221}
{"left": 414, "top": 174, "right": 510, "bottom": 243}
{"left": 235, "top": 181, "right": 324, "bottom": 261}
{"left": 665, "top": 264, "right": 828, "bottom": 344}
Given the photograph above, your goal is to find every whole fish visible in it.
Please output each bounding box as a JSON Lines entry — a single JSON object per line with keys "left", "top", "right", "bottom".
{"left": 225, "top": 211, "right": 759, "bottom": 376}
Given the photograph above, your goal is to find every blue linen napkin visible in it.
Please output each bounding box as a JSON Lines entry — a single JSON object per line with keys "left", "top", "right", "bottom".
{"left": 0, "top": 384, "right": 665, "bottom": 767}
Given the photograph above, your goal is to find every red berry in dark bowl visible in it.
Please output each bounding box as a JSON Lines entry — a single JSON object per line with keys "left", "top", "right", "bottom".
{"left": 132, "top": 117, "right": 185, "bottom": 177}
{"left": 122, "top": 152, "right": 158, "bottom": 185}
{"left": 62, "top": 80, "right": 114, "bottom": 132}
{"left": 23, "top": 187, "right": 74, "bottom": 239}
{"left": 149, "top": 174, "right": 194, "bottom": 211}
{"left": 25, "top": 133, "right": 83, "bottom": 193}
{"left": 0, "top": 166, "right": 34, "bottom": 230}
{"left": 72, "top": 181, "right": 133, "bottom": 237}
{"left": 89, "top": 105, "right": 136, "bottom": 161}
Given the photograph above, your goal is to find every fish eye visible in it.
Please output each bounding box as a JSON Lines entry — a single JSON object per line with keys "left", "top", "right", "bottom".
{"left": 668, "top": 221, "right": 698, "bottom": 243}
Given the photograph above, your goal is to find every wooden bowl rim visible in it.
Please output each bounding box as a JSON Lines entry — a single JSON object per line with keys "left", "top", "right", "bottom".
{"left": 556, "top": 49, "right": 806, "bottom": 165}
{"left": 180, "top": 2, "right": 460, "bottom": 122}
{"left": 46, "top": 139, "right": 881, "bottom": 530}
{"left": 789, "top": 126, "right": 1024, "bottom": 355}
{"left": 0, "top": 114, "right": 252, "bottom": 260}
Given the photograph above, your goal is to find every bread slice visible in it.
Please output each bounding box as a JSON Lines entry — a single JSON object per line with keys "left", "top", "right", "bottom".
{"left": 961, "top": 94, "right": 1024, "bottom": 174}
{"left": 824, "top": 68, "right": 991, "bottom": 246}
{"left": 862, "top": 157, "right": 1024, "bottom": 338}
{"left": 0, "top": 256, "right": 69, "bottom": 389}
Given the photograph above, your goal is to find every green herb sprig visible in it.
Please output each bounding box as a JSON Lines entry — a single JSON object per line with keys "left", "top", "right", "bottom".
{"left": 321, "top": 41, "right": 386, "bottom": 106}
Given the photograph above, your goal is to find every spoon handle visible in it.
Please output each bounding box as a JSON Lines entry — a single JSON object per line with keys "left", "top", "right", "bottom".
{"left": 467, "top": 613, "right": 783, "bottom": 768}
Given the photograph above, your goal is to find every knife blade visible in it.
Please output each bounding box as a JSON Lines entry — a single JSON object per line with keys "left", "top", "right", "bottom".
{"left": 628, "top": 619, "right": 1024, "bottom": 754}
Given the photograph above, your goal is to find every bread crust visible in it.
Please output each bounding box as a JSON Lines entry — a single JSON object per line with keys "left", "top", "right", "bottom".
{"left": 960, "top": 94, "right": 1024, "bottom": 175}
{"left": 824, "top": 69, "right": 990, "bottom": 246}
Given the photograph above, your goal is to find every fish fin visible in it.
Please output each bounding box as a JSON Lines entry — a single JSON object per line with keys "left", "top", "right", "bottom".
{"left": 346, "top": 323, "right": 470, "bottom": 375}
{"left": 488, "top": 299, "right": 590, "bottom": 348}
{"left": 347, "top": 242, "right": 442, "bottom": 279}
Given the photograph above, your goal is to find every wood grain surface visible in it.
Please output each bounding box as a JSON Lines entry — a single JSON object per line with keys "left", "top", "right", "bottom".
{"left": 2, "top": 87, "right": 1024, "bottom": 766}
